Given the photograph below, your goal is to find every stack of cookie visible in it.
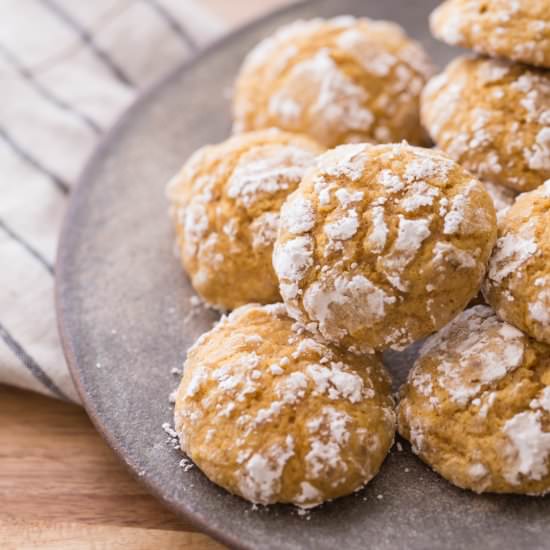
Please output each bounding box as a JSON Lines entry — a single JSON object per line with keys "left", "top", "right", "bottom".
{"left": 166, "top": 11, "right": 549, "bottom": 510}
{"left": 423, "top": 1, "right": 550, "bottom": 210}
{"left": 398, "top": 0, "right": 550, "bottom": 496}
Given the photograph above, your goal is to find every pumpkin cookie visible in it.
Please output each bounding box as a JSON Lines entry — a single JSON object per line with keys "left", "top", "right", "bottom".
{"left": 482, "top": 181, "right": 550, "bottom": 345}
{"left": 174, "top": 303, "right": 395, "bottom": 508}
{"left": 421, "top": 56, "right": 550, "bottom": 192}
{"left": 166, "top": 129, "right": 322, "bottom": 310}
{"left": 273, "top": 143, "right": 497, "bottom": 353}
{"left": 398, "top": 305, "right": 550, "bottom": 495}
{"left": 233, "top": 17, "right": 434, "bottom": 148}
{"left": 430, "top": 0, "right": 550, "bottom": 69}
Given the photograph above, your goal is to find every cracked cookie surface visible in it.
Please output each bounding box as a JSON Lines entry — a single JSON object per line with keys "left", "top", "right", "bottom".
{"left": 174, "top": 303, "right": 395, "bottom": 508}
{"left": 483, "top": 181, "right": 550, "bottom": 345}
{"left": 398, "top": 305, "right": 550, "bottom": 495}
{"left": 166, "top": 129, "right": 322, "bottom": 310}
{"left": 422, "top": 56, "right": 550, "bottom": 192}
{"left": 273, "top": 142, "right": 497, "bottom": 352}
{"left": 233, "top": 16, "right": 433, "bottom": 148}
{"left": 430, "top": 0, "right": 550, "bottom": 69}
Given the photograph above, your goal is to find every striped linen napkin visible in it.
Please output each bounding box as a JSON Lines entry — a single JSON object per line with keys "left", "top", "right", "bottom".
{"left": 0, "top": 0, "right": 223, "bottom": 402}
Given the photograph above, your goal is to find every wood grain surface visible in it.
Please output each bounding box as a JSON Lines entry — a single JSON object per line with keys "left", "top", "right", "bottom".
{"left": 0, "top": 385, "right": 221, "bottom": 549}
{"left": 1, "top": 1, "right": 293, "bottom": 548}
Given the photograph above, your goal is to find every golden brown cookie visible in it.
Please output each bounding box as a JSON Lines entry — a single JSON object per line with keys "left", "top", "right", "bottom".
{"left": 166, "top": 129, "right": 323, "bottom": 310}
{"left": 398, "top": 305, "right": 550, "bottom": 495}
{"left": 430, "top": 0, "right": 550, "bottom": 69}
{"left": 233, "top": 17, "right": 434, "bottom": 148}
{"left": 273, "top": 143, "right": 497, "bottom": 353}
{"left": 174, "top": 303, "right": 395, "bottom": 508}
{"left": 482, "top": 181, "right": 550, "bottom": 345}
{"left": 421, "top": 56, "right": 550, "bottom": 192}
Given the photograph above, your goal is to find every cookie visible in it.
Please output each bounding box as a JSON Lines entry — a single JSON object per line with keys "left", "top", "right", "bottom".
{"left": 174, "top": 303, "right": 396, "bottom": 508}
{"left": 482, "top": 181, "right": 550, "bottom": 345}
{"left": 166, "top": 129, "right": 322, "bottom": 310}
{"left": 421, "top": 56, "right": 550, "bottom": 192}
{"left": 398, "top": 305, "right": 550, "bottom": 495}
{"left": 233, "top": 17, "right": 433, "bottom": 148}
{"left": 273, "top": 142, "right": 497, "bottom": 352}
{"left": 430, "top": 0, "right": 550, "bottom": 69}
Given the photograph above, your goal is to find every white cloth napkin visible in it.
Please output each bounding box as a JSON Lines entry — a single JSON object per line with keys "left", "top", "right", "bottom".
{"left": 0, "top": 0, "right": 224, "bottom": 402}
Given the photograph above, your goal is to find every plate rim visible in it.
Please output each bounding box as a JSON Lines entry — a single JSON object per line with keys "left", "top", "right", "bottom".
{"left": 55, "top": 1, "right": 316, "bottom": 548}
{"left": 58, "top": 2, "right": 539, "bottom": 548}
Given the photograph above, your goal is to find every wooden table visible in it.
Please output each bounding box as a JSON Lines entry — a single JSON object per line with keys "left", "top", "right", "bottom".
{"left": 0, "top": 2, "right": 293, "bottom": 548}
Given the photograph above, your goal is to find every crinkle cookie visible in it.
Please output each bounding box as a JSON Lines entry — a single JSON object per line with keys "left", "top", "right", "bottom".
{"left": 233, "top": 16, "right": 434, "bottom": 148}
{"left": 174, "top": 303, "right": 395, "bottom": 508}
{"left": 273, "top": 143, "right": 497, "bottom": 353}
{"left": 430, "top": 0, "right": 550, "bottom": 69}
{"left": 398, "top": 305, "right": 550, "bottom": 495}
{"left": 166, "top": 129, "right": 322, "bottom": 310}
{"left": 482, "top": 181, "right": 516, "bottom": 223}
{"left": 482, "top": 181, "right": 550, "bottom": 345}
{"left": 421, "top": 56, "right": 550, "bottom": 192}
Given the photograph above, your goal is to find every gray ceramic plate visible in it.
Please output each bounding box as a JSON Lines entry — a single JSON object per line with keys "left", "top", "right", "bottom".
{"left": 56, "top": 1, "right": 550, "bottom": 549}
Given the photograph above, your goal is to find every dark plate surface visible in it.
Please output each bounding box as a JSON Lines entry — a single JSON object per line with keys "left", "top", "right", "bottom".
{"left": 56, "top": 1, "right": 550, "bottom": 549}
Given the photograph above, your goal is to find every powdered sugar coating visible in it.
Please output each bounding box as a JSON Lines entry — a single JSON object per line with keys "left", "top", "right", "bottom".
{"left": 233, "top": 16, "right": 434, "bottom": 148}
{"left": 483, "top": 182, "right": 550, "bottom": 345}
{"left": 430, "top": 0, "right": 550, "bottom": 69}
{"left": 166, "top": 129, "right": 322, "bottom": 310}
{"left": 274, "top": 143, "right": 497, "bottom": 352}
{"left": 503, "top": 411, "right": 550, "bottom": 486}
{"left": 414, "top": 307, "right": 525, "bottom": 407}
{"left": 398, "top": 305, "right": 550, "bottom": 495}
{"left": 174, "top": 303, "right": 395, "bottom": 508}
{"left": 422, "top": 56, "right": 550, "bottom": 192}
{"left": 482, "top": 181, "right": 517, "bottom": 224}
